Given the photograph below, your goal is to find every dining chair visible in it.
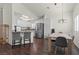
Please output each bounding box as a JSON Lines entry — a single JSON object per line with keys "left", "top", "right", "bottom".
{"left": 54, "top": 37, "right": 67, "bottom": 54}
{"left": 12, "top": 32, "right": 22, "bottom": 48}
{"left": 23, "top": 32, "right": 31, "bottom": 46}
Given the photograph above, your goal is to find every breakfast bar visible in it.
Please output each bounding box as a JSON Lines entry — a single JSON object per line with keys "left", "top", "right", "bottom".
{"left": 12, "top": 29, "right": 35, "bottom": 45}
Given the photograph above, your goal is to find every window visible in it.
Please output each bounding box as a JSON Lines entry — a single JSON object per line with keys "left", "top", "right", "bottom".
{"left": 75, "top": 15, "right": 79, "bottom": 32}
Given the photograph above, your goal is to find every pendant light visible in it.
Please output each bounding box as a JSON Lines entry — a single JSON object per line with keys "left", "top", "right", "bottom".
{"left": 58, "top": 3, "right": 65, "bottom": 23}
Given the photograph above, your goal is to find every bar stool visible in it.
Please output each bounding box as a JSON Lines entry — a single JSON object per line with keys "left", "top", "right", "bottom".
{"left": 12, "top": 32, "right": 22, "bottom": 48}
{"left": 23, "top": 32, "right": 31, "bottom": 46}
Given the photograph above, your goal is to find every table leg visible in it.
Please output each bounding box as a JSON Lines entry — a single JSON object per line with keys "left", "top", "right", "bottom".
{"left": 48, "top": 37, "right": 52, "bottom": 52}
{"left": 68, "top": 39, "right": 72, "bottom": 55}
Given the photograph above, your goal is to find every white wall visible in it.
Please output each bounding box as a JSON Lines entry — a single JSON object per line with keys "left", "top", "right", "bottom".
{"left": 44, "top": 14, "right": 51, "bottom": 38}
{"left": 50, "top": 11, "right": 73, "bottom": 34}
{"left": 3, "top": 4, "right": 12, "bottom": 45}
{"left": 73, "top": 4, "right": 79, "bottom": 48}
{"left": 33, "top": 7, "right": 73, "bottom": 38}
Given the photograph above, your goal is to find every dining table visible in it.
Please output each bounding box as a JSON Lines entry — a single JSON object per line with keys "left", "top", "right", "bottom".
{"left": 48, "top": 32, "right": 73, "bottom": 54}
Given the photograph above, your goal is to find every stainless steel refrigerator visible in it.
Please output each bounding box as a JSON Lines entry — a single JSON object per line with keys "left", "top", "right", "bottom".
{"left": 35, "top": 23, "right": 44, "bottom": 38}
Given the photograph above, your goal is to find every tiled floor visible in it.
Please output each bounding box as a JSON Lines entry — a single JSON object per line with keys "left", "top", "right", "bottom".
{"left": 0, "top": 38, "right": 79, "bottom": 55}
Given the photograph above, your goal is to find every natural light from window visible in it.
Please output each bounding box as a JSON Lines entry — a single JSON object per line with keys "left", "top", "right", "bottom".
{"left": 75, "top": 15, "right": 79, "bottom": 32}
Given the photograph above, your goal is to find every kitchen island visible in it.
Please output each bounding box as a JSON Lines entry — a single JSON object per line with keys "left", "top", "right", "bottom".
{"left": 12, "top": 29, "right": 35, "bottom": 45}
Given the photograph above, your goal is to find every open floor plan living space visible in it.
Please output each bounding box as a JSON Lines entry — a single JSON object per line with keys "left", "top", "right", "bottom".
{"left": 0, "top": 3, "right": 79, "bottom": 55}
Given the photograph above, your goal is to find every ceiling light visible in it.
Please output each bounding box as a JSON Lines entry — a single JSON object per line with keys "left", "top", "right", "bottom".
{"left": 22, "top": 15, "right": 29, "bottom": 19}
{"left": 58, "top": 3, "right": 67, "bottom": 23}
{"left": 20, "top": 17, "right": 31, "bottom": 21}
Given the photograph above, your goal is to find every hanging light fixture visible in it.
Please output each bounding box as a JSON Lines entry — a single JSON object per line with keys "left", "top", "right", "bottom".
{"left": 58, "top": 3, "right": 66, "bottom": 23}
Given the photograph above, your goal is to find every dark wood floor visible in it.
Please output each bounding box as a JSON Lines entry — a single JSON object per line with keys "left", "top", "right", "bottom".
{"left": 0, "top": 38, "right": 79, "bottom": 55}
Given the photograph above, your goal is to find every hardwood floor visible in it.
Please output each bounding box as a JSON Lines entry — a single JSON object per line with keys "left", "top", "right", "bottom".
{"left": 0, "top": 38, "right": 79, "bottom": 55}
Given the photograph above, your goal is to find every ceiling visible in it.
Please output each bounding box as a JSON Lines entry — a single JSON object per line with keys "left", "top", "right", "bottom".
{"left": 22, "top": 3, "right": 76, "bottom": 17}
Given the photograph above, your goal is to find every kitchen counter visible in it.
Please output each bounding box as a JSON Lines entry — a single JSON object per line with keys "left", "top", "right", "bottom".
{"left": 12, "top": 30, "right": 35, "bottom": 44}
